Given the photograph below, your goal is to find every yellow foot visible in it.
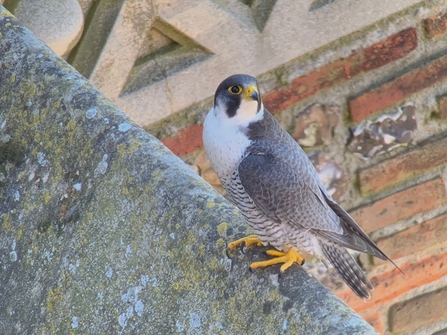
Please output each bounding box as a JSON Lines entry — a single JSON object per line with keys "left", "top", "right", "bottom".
{"left": 250, "top": 249, "right": 305, "bottom": 273}
{"left": 227, "top": 235, "right": 263, "bottom": 252}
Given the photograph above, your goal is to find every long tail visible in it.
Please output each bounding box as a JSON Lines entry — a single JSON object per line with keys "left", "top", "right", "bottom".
{"left": 321, "top": 243, "right": 373, "bottom": 300}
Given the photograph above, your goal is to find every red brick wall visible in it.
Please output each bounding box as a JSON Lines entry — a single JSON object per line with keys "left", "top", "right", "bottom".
{"left": 152, "top": 6, "right": 447, "bottom": 335}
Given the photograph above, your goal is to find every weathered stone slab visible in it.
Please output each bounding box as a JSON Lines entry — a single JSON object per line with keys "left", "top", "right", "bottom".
{"left": 0, "top": 7, "right": 377, "bottom": 334}
{"left": 10, "top": 0, "right": 84, "bottom": 56}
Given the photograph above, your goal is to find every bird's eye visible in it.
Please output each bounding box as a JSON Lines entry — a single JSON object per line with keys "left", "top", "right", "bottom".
{"left": 228, "top": 85, "right": 242, "bottom": 94}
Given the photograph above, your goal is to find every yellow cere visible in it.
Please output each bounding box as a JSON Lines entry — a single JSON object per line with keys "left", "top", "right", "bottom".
{"left": 243, "top": 85, "right": 257, "bottom": 99}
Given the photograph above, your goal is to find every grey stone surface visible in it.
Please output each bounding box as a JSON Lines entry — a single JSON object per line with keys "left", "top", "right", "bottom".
{"left": 77, "top": 0, "right": 95, "bottom": 16}
{"left": 0, "top": 7, "right": 378, "bottom": 335}
{"left": 11, "top": 0, "right": 84, "bottom": 56}
{"left": 68, "top": 0, "right": 130, "bottom": 79}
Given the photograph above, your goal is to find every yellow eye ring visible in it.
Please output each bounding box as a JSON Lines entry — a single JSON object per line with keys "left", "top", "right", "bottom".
{"left": 228, "top": 85, "right": 242, "bottom": 95}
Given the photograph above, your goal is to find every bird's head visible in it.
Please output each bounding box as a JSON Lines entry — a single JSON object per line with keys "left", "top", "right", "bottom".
{"left": 213, "top": 74, "right": 263, "bottom": 126}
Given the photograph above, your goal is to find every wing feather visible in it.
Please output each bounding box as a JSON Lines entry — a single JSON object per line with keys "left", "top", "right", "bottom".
{"left": 238, "top": 141, "right": 390, "bottom": 259}
{"left": 238, "top": 143, "right": 342, "bottom": 234}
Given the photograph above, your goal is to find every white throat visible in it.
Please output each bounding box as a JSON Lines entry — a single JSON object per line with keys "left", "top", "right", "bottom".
{"left": 203, "top": 104, "right": 264, "bottom": 179}
{"left": 232, "top": 100, "right": 263, "bottom": 126}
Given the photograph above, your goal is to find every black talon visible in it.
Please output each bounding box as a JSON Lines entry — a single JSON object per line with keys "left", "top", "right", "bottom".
{"left": 226, "top": 248, "right": 233, "bottom": 259}
{"left": 239, "top": 241, "right": 246, "bottom": 254}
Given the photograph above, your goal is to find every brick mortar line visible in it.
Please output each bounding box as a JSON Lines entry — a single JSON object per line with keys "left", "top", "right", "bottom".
{"left": 349, "top": 50, "right": 447, "bottom": 121}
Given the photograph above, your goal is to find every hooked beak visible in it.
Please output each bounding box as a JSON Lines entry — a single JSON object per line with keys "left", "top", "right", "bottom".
{"left": 244, "top": 85, "right": 259, "bottom": 102}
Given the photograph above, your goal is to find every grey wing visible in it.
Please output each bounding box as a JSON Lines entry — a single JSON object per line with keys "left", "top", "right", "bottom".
{"left": 238, "top": 142, "right": 388, "bottom": 259}
{"left": 317, "top": 190, "right": 388, "bottom": 260}
{"left": 238, "top": 143, "right": 342, "bottom": 234}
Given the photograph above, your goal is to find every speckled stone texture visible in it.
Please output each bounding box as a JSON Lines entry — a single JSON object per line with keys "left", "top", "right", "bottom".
{"left": 0, "top": 7, "right": 377, "bottom": 335}
{"left": 10, "top": 0, "right": 84, "bottom": 56}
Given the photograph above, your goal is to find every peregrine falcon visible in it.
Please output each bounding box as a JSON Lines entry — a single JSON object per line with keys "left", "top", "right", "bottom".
{"left": 203, "top": 74, "right": 398, "bottom": 299}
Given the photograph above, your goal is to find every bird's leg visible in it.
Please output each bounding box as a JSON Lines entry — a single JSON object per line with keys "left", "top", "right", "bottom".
{"left": 227, "top": 234, "right": 263, "bottom": 252}
{"left": 250, "top": 249, "right": 305, "bottom": 272}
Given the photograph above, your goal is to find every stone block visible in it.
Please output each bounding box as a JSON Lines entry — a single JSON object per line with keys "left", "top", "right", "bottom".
{"left": 77, "top": 0, "right": 95, "bottom": 16}
{"left": 12, "top": 0, "right": 84, "bottom": 56}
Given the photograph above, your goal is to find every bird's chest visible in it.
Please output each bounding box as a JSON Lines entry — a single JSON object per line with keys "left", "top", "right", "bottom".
{"left": 203, "top": 112, "right": 251, "bottom": 181}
